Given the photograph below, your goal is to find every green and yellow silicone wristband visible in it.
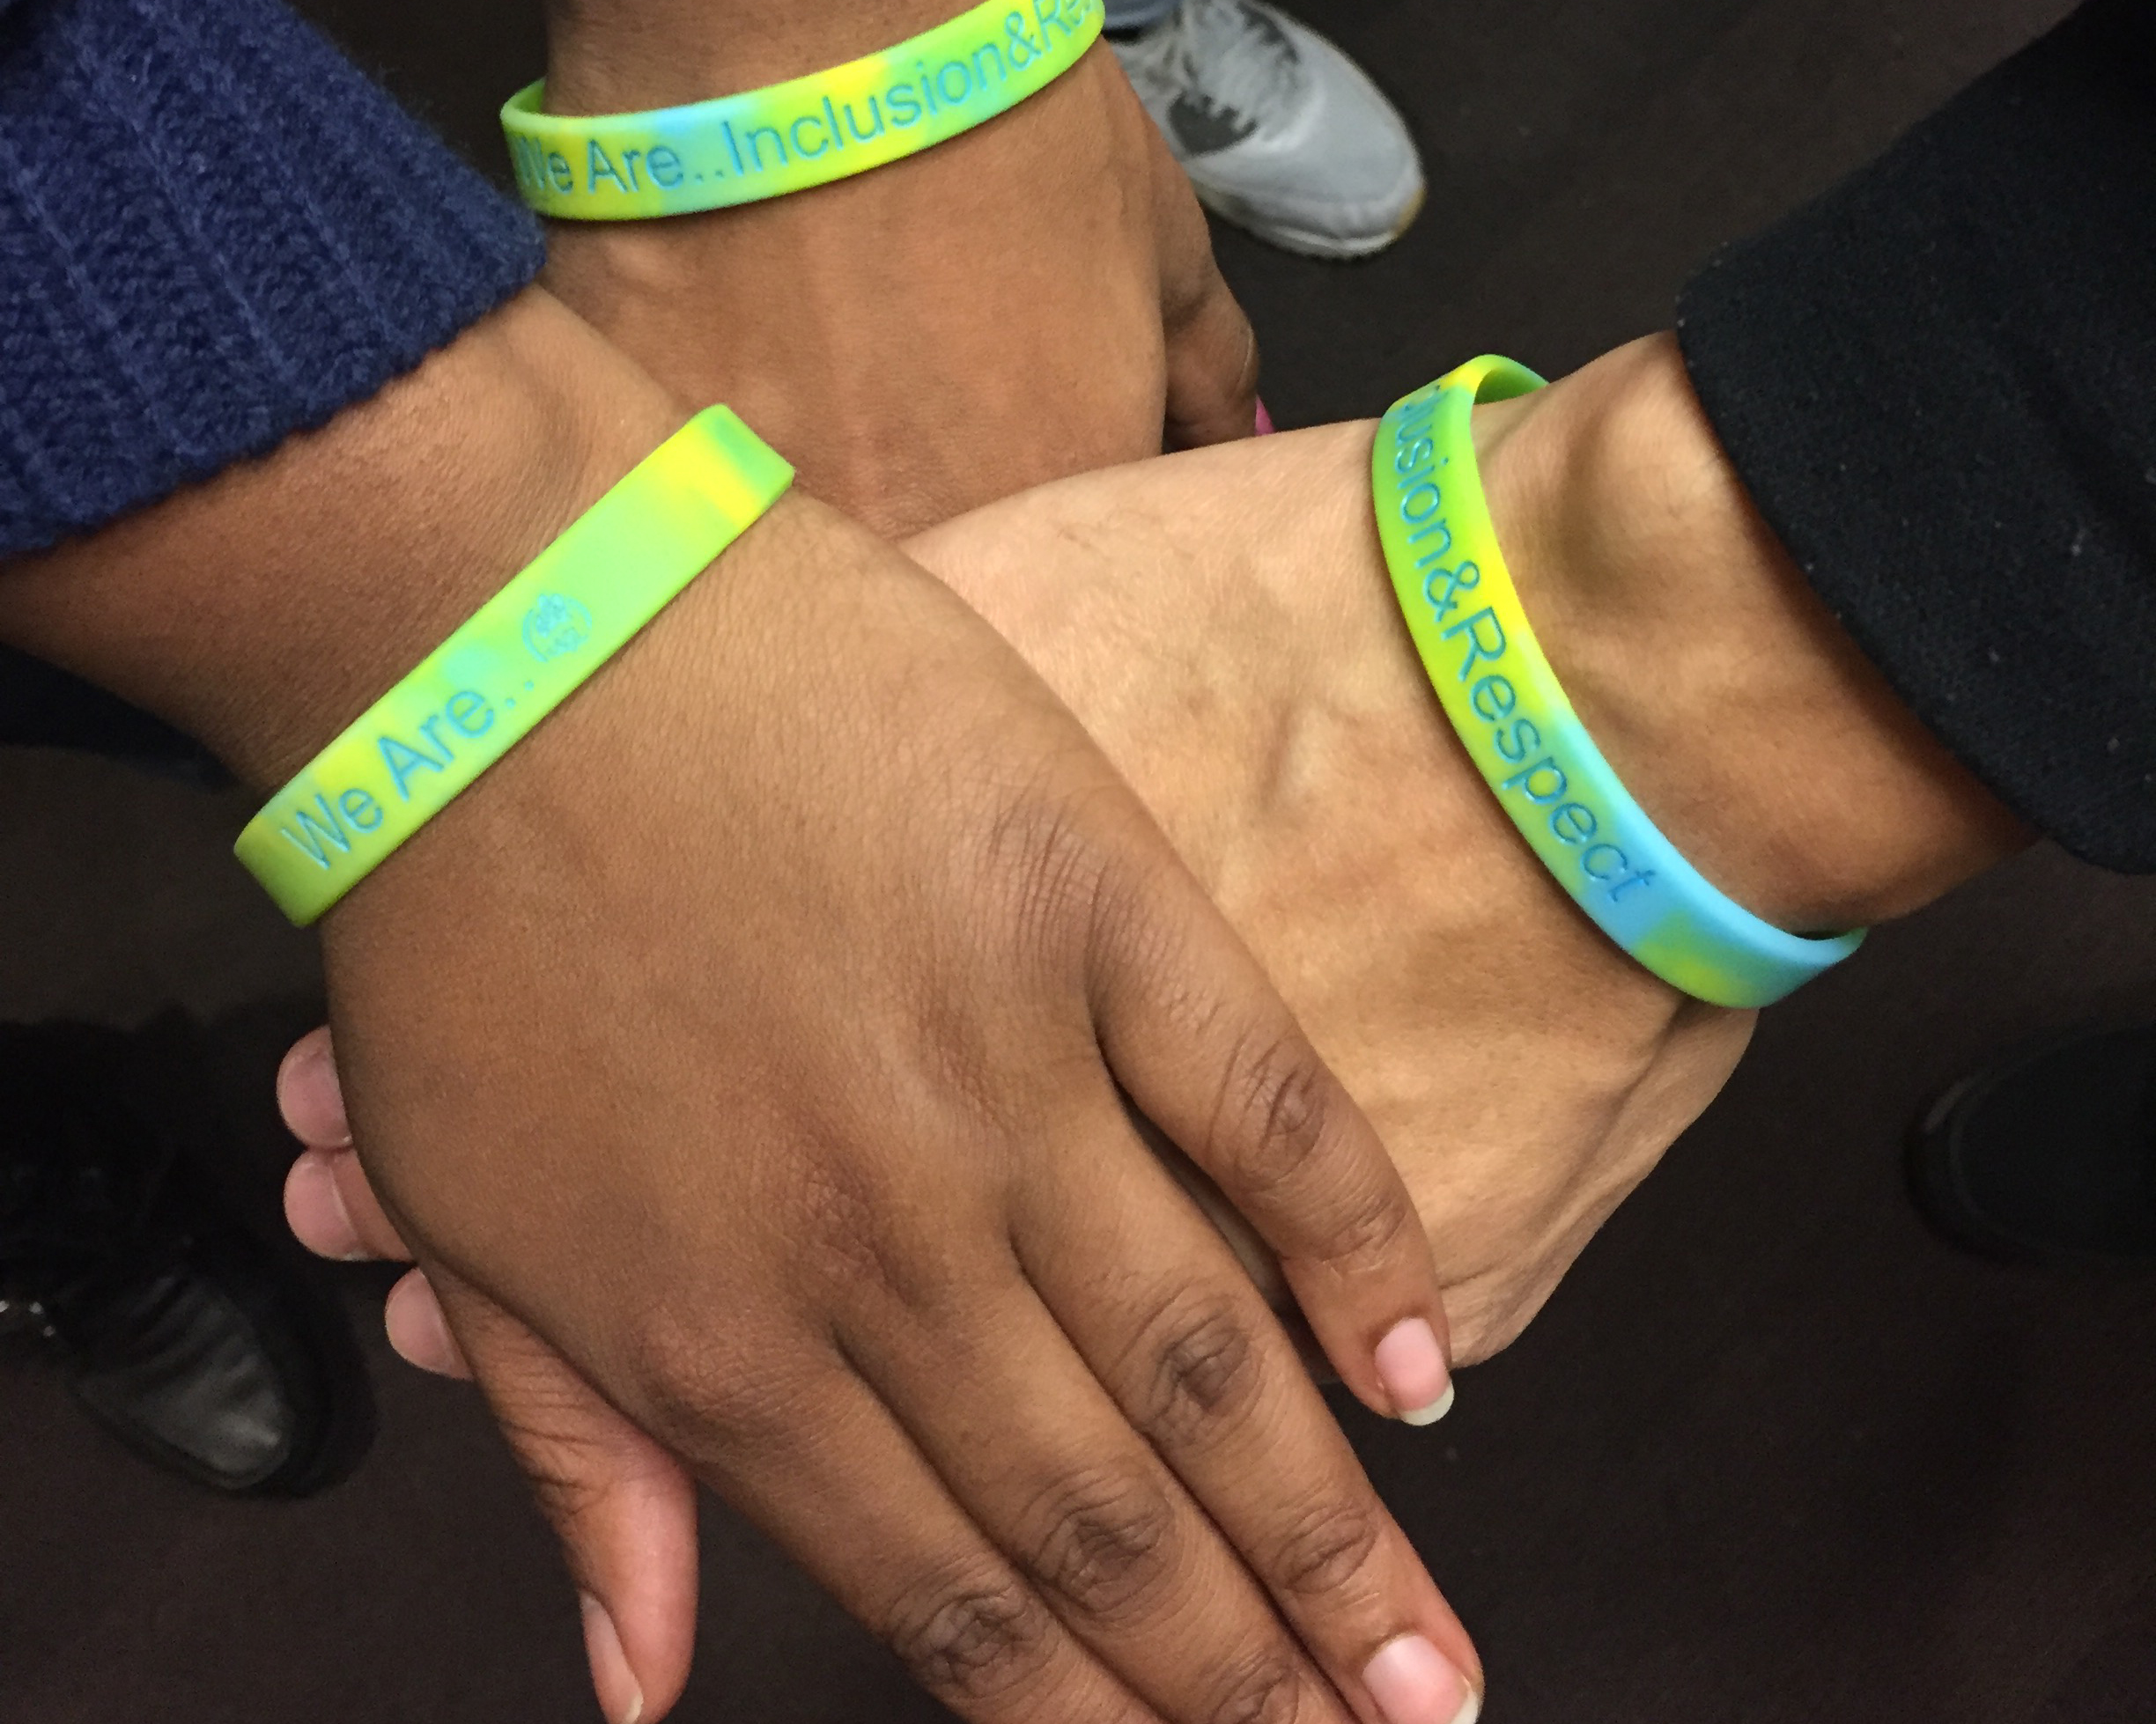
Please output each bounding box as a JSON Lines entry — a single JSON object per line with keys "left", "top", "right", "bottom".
{"left": 1372, "top": 357, "right": 1864, "bottom": 1009}
{"left": 235, "top": 406, "right": 794, "bottom": 927}
{"left": 502, "top": 0, "right": 1104, "bottom": 220}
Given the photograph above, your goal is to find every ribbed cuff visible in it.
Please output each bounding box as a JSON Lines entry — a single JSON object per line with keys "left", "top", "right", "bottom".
{"left": 0, "top": 0, "right": 544, "bottom": 558}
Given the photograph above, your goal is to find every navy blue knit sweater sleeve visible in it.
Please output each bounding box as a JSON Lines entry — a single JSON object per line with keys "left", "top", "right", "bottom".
{"left": 0, "top": 0, "right": 543, "bottom": 559}
{"left": 1677, "top": 1, "right": 2156, "bottom": 873}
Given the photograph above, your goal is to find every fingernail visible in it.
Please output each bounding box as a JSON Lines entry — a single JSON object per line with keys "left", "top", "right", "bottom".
{"left": 279, "top": 1033, "right": 351, "bottom": 1148}
{"left": 1375, "top": 1317, "right": 1453, "bottom": 1426}
{"left": 384, "top": 1271, "right": 470, "bottom": 1378}
{"left": 287, "top": 1151, "right": 368, "bottom": 1262}
{"left": 580, "top": 1593, "right": 645, "bottom": 1724}
{"left": 1363, "top": 1633, "right": 1478, "bottom": 1724}
{"left": 1253, "top": 396, "right": 1276, "bottom": 436}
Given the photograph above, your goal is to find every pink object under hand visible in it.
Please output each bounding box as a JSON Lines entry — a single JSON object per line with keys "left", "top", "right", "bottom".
{"left": 1253, "top": 396, "right": 1275, "bottom": 436}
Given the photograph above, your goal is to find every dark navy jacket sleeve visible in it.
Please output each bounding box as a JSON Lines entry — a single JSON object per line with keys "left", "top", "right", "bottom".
{"left": 0, "top": 0, "right": 543, "bottom": 560}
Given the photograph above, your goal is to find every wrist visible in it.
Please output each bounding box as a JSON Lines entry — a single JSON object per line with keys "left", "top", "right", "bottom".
{"left": 1477, "top": 334, "right": 2031, "bottom": 932}
{"left": 0, "top": 290, "right": 685, "bottom": 791}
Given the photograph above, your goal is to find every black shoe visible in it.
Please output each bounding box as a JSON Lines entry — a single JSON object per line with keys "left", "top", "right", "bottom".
{"left": 0, "top": 1019, "right": 373, "bottom": 1495}
{"left": 1907, "top": 1021, "right": 2156, "bottom": 1270}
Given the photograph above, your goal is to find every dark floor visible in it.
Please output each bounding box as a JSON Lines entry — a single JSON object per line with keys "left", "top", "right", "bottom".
{"left": 7, "top": 1, "right": 2152, "bottom": 1720}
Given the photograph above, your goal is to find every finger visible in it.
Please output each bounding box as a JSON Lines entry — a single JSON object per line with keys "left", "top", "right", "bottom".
{"left": 1085, "top": 866, "right": 1454, "bottom": 1427}
{"left": 639, "top": 1348, "right": 1160, "bottom": 1724}
{"left": 277, "top": 1026, "right": 349, "bottom": 1148}
{"left": 1146, "top": 103, "right": 1259, "bottom": 451}
{"left": 843, "top": 1237, "right": 1360, "bottom": 1724}
{"left": 1158, "top": 242, "right": 1259, "bottom": 452}
{"left": 277, "top": 1028, "right": 419, "bottom": 1264}
{"left": 283, "top": 1145, "right": 413, "bottom": 1263}
{"left": 433, "top": 1273, "right": 700, "bottom": 1724}
{"left": 385, "top": 1267, "right": 472, "bottom": 1378}
{"left": 284, "top": 1148, "right": 367, "bottom": 1261}
{"left": 1023, "top": 1140, "right": 1481, "bottom": 1724}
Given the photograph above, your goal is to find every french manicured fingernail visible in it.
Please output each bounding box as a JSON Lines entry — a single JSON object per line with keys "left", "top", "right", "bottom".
{"left": 1253, "top": 396, "right": 1276, "bottom": 435}
{"left": 580, "top": 1593, "right": 644, "bottom": 1724}
{"left": 1363, "top": 1633, "right": 1478, "bottom": 1724}
{"left": 1375, "top": 1316, "right": 1453, "bottom": 1425}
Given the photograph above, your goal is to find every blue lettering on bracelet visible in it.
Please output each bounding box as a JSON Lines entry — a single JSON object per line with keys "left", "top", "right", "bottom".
{"left": 269, "top": 684, "right": 509, "bottom": 868}
{"left": 447, "top": 690, "right": 496, "bottom": 735}
{"left": 1386, "top": 391, "right": 1659, "bottom": 907}
{"left": 506, "top": 0, "right": 1101, "bottom": 208}
{"left": 281, "top": 795, "right": 355, "bottom": 866}
{"left": 340, "top": 788, "right": 385, "bottom": 831}
{"left": 273, "top": 583, "right": 604, "bottom": 866}
{"left": 380, "top": 734, "right": 445, "bottom": 800}
{"left": 588, "top": 141, "right": 634, "bottom": 193}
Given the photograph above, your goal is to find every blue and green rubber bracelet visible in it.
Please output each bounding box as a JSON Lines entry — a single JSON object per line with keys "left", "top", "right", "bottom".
{"left": 235, "top": 406, "right": 794, "bottom": 926}
{"left": 1371, "top": 357, "right": 1864, "bottom": 1008}
{"left": 503, "top": 0, "right": 1104, "bottom": 219}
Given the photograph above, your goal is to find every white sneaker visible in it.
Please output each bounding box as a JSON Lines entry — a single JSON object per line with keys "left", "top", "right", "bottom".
{"left": 1111, "top": 0, "right": 1425, "bottom": 259}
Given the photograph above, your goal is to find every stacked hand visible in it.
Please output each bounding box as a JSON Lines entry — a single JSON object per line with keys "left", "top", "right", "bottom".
{"left": 6, "top": 0, "right": 2029, "bottom": 1708}
{"left": 286, "top": 387, "right": 1762, "bottom": 1369}
{"left": 278, "top": 334, "right": 2026, "bottom": 1724}
{"left": 4, "top": 285, "right": 1470, "bottom": 1724}
{"left": 8, "top": 17, "right": 1527, "bottom": 1724}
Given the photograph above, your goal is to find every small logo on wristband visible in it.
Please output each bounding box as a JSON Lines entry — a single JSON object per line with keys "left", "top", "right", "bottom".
{"left": 522, "top": 593, "right": 594, "bottom": 661}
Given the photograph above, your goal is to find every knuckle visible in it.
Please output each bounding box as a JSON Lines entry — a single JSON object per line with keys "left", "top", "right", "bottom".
{"left": 882, "top": 1566, "right": 1058, "bottom": 1704}
{"left": 513, "top": 1448, "right": 613, "bottom": 1533}
{"left": 621, "top": 1310, "right": 733, "bottom": 1432}
{"left": 1215, "top": 1031, "right": 1335, "bottom": 1198}
{"left": 620, "top": 1309, "right": 801, "bottom": 1464}
{"left": 1133, "top": 1289, "right": 1264, "bottom": 1446}
{"left": 976, "top": 783, "right": 1118, "bottom": 964}
{"left": 783, "top": 1143, "right": 949, "bottom": 1317}
{"left": 1025, "top": 1466, "right": 1180, "bottom": 1623}
{"left": 1323, "top": 1179, "right": 1414, "bottom": 1269}
{"left": 1207, "top": 1652, "right": 1308, "bottom": 1724}
{"left": 1267, "top": 1496, "right": 1384, "bottom": 1602}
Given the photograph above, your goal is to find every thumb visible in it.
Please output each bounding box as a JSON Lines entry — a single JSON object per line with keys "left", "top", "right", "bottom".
{"left": 432, "top": 1272, "right": 701, "bottom": 1724}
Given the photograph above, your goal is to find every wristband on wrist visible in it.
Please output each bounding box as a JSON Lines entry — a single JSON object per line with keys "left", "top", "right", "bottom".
{"left": 1371, "top": 357, "right": 1864, "bottom": 1008}
{"left": 234, "top": 406, "right": 794, "bottom": 926}
{"left": 502, "top": 0, "right": 1104, "bottom": 220}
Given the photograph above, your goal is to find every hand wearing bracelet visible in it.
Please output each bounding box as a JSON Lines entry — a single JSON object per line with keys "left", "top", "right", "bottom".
{"left": 238, "top": 407, "right": 793, "bottom": 923}
{"left": 1468, "top": 336, "right": 2031, "bottom": 936}
{"left": 1376, "top": 357, "right": 1864, "bottom": 1006}
{"left": 910, "top": 333, "right": 2030, "bottom": 1350}
{"left": 532, "top": 0, "right": 1258, "bottom": 535}
{"left": 4, "top": 289, "right": 1478, "bottom": 1724}
{"left": 264, "top": 326, "right": 2032, "bottom": 1724}
{"left": 504, "top": 0, "right": 1105, "bottom": 218}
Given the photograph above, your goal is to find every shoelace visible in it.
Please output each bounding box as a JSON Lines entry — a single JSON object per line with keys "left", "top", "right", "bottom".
{"left": 1117, "top": 0, "right": 1306, "bottom": 126}
{"left": 1165, "top": 0, "right": 1305, "bottom": 128}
